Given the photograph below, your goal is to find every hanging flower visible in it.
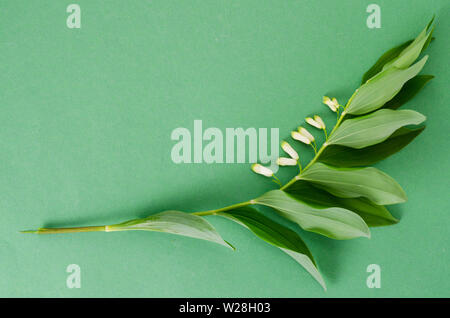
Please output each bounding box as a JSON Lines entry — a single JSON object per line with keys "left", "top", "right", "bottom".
{"left": 281, "top": 141, "right": 299, "bottom": 160}
{"left": 298, "top": 127, "right": 315, "bottom": 142}
{"left": 323, "top": 96, "right": 339, "bottom": 112}
{"left": 251, "top": 164, "right": 273, "bottom": 177}
{"left": 313, "top": 115, "right": 326, "bottom": 129}
{"left": 306, "top": 117, "right": 323, "bottom": 129}
{"left": 276, "top": 157, "right": 297, "bottom": 166}
{"left": 291, "top": 131, "right": 311, "bottom": 144}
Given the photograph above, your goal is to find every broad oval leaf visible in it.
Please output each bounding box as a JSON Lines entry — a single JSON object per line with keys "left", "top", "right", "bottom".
{"left": 382, "top": 75, "right": 433, "bottom": 110}
{"left": 285, "top": 181, "right": 398, "bottom": 227}
{"left": 219, "top": 207, "right": 326, "bottom": 290}
{"left": 318, "top": 126, "right": 425, "bottom": 167}
{"left": 108, "top": 210, "right": 233, "bottom": 249}
{"left": 254, "top": 190, "right": 370, "bottom": 240}
{"left": 327, "top": 109, "right": 425, "bottom": 149}
{"left": 346, "top": 56, "right": 428, "bottom": 115}
{"left": 299, "top": 163, "right": 407, "bottom": 205}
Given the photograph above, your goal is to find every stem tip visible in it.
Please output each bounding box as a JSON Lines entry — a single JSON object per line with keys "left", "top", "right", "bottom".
{"left": 20, "top": 230, "right": 38, "bottom": 234}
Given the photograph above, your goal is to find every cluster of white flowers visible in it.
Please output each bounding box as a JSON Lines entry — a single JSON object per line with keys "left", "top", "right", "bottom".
{"left": 306, "top": 116, "right": 326, "bottom": 130}
{"left": 323, "top": 96, "right": 339, "bottom": 112}
{"left": 277, "top": 141, "right": 300, "bottom": 166}
{"left": 251, "top": 97, "right": 340, "bottom": 180}
{"left": 291, "top": 127, "right": 314, "bottom": 145}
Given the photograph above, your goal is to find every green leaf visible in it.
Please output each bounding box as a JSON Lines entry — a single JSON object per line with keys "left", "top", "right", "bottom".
{"left": 382, "top": 20, "right": 434, "bottom": 70}
{"left": 299, "top": 163, "right": 407, "bottom": 205}
{"left": 218, "top": 207, "right": 326, "bottom": 290}
{"left": 361, "top": 17, "right": 434, "bottom": 84}
{"left": 346, "top": 56, "right": 428, "bottom": 115}
{"left": 109, "top": 210, "right": 233, "bottom": 249}
{"left": 327, "top": 109, "right": 425, "bottom": 149}
{"left": 285, "top": 181, "right": 398, "bottom": 227}
{"left": 383, "top": 75, "right": 434, "bottom": 110}
{"left": 421, "top": 31, "right": 435, "bottom": 54}
{"left": 362, "top": 39, "right": 412, "bottom": 84}
{"left": 318, "top": 126, "right": 425, "bottom": 167}
{"left": 254, "top": 190, "right": 370, "bottom": 240}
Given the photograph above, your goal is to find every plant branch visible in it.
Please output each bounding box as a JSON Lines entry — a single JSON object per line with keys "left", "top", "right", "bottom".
{"left": 21, "top": 92, "right": 356, "bottom": 235}
{"left": 280, "top": 92, "right": 356, "bottom": 190}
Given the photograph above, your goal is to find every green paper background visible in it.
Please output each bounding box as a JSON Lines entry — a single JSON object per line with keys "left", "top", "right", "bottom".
{"left": 1, "top": 0, "right": 449, "bottom": 297}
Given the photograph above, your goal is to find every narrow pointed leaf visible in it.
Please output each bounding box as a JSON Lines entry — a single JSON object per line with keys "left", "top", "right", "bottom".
{"left": 362, "top": 39, "right": 412, "bottom": 84}
{"left": 108, "top": 211, "right": 233, "bottom": 249}
{"left": 254, "top": 190, "right": 370, "bottom": 240}
{"left": 299, "top": 163, "right": 407, "bottom": 205}
{"left": 327, "top": 109, "right": 425, "bottom": 149}
{"left": 383, "top": 75, "right": 433, "bottom": 110}
{"left": 420, "top": 16, "right": 436, "bottom": 52}
{"left": 382, "top": 20, "right": 434, "bottom": 70}
{"left": 421, "top": 32, "right": 435, "bottom": 53}
{"left": 318, "top": 126, "right": 425, "bottom": 167}
{"left": 346, "top": 56, "right": 428, "bottom": 115}
{"left": 285, "top": 181, "right": 398, "bottom": 227}
{"left": 219, "top": 207, "right": 326, "bottom": 290}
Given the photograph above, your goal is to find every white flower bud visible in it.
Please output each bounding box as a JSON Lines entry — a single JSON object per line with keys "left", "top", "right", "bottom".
{"left": 251, "top": 163, "right": 273, "bottom": 177}
{"left": 276, "top": 157, "right": 297, "bottom": 166}
{"left": 291, "top": 131, "right": 311, "bottom": 145}
{"left": 281, "top": 141, "right": 299, "bottom": 160}
{"left": 306, "top": 117, "right": 322, "bottom": 130}
{"left": 298, "top": 127, "right": 315, "bottom": 142}
{"left": 313, "top": 115, "right": 326, "bottom": 129}
{"left": 323, "top": 96, "right": 338, "bottom": 112}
